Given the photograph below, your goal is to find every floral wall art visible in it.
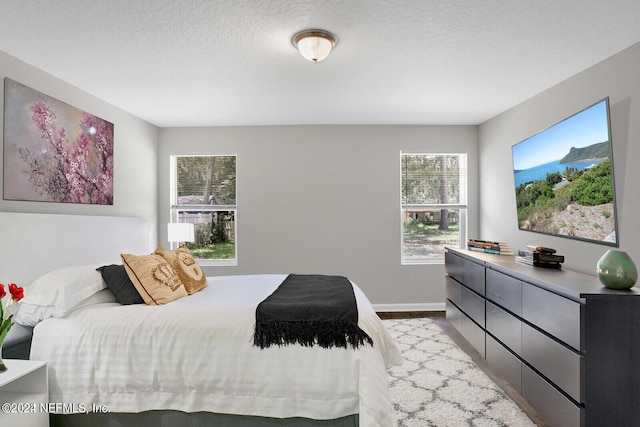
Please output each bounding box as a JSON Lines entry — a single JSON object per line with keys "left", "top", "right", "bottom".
{"left": 3, "top": 78, "right": 113, "bottom": 204}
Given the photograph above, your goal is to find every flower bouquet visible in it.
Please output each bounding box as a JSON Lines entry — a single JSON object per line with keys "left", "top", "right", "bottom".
{"left": 0, "top": 283, "right": 25, "bottom": 371}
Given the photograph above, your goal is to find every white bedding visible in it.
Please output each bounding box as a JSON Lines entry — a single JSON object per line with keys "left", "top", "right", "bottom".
{"left": 30, "top": 274, "right": 402, "bottom": 426}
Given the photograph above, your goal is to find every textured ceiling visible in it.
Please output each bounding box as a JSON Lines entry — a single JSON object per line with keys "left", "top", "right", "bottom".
{"left": 1, "top": 0, "right": 639, "bottom": 127}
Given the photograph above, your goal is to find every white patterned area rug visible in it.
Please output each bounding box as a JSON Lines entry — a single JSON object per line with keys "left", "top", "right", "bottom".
{"left": 383, "top": 318, "right": 536, "bottom": 427}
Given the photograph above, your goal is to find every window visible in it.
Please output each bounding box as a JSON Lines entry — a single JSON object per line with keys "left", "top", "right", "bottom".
{"left": 401, "top": 153, "right": 467, "bottom": 264}
{"left": 170, "top": 155, "right": 237, "bottom": 266}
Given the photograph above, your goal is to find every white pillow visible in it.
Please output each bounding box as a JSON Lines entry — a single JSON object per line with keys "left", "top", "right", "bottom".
{"left": 13, "top": 264, "right": 110, "bottom": 326}
{"left": 15, "top": 289, "right": 117, "bottom": 327}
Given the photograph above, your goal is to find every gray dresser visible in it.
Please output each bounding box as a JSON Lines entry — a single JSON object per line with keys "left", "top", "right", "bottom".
{"left": 445, "top": 247, "right": 640, "bottom": 427}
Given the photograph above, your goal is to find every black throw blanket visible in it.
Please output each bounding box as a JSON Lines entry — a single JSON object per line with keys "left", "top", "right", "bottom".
{"left": 253, "top": 274, "right": 374, "bottom": 350}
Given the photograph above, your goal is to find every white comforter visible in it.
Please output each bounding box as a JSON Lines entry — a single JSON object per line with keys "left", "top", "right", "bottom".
{"left": 31, "top": 274, "right": 402, "bottom": 426}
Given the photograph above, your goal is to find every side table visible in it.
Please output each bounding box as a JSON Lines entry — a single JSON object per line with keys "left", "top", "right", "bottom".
{"left": 0, "top": 359, "right": 49, "bottom": 427}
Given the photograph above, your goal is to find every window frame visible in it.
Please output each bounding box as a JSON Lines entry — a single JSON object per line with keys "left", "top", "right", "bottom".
{"left": 170, "top": 154, "right": 237, "bottom": 267}
{"left": 400, "top": 152, "right": 468, "bottom": 265}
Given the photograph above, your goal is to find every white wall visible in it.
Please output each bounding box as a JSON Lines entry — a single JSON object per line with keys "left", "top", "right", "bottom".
{"left": 159, "top": 125, "right": 478, "bottom": 306}
{"left": 478, "top": 42, "right": 640, "bottom": 275}
{"left": 0, "top": 50, "right": 159, "bottom": 248}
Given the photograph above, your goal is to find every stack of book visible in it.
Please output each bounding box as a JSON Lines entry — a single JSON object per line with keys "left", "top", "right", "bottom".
{"left": 516, "top": 245, "right": 565, "bottom": 269}
{"left": 467, "top": 239, "right": 514, "bottom": 255}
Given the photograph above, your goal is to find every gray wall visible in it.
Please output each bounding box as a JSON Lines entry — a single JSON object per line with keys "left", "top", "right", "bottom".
{"left": 478, "top": 42, "right": 640, "bottom": 275}
{"left": 10, "top": 38, "right": 637, "bottom": 304}
{"left": 0, "top": 50, "right": 159, "bottom": 247}
{"left": 158, "top": 125, "right": 479, "bottom": 306}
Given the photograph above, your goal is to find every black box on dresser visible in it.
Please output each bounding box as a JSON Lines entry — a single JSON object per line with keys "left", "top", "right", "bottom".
{"left": 445, "top": 247, "right": 640, "bottom": 427}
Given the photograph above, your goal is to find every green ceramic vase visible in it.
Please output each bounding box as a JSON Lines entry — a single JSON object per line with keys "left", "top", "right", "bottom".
{"left": 596, "top": 250, "right": 638, "bottom": 290}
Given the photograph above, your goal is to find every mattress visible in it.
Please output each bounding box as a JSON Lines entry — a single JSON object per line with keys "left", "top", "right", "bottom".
{"left": 30, "top": 274, "right": 402, "bottom": 427}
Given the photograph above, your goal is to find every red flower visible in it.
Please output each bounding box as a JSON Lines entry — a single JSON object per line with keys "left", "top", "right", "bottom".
{"left": 0, "top": 284, "right": 5, "bottom": 299}
{"left": 8, "top": 283, "right": 24, "bottom": 302}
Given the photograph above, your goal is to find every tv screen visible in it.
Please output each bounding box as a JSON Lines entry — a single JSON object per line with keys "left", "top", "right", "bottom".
{"left": 512, "top": 98, "right": 618, "bottom": 246}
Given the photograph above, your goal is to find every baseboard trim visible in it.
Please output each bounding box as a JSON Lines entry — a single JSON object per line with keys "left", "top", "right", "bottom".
{"left": 373, "top": 303, "right": 445, "bottom": 312}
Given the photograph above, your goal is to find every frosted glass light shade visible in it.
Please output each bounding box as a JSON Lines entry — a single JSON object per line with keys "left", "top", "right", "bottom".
{"left": 292, "top": 30, "right": 336, "bottom": 63}
{"left": 167, "top": 223, "right": 195, "bottom": 243}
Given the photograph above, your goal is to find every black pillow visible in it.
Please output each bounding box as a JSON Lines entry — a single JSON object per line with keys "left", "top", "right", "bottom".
{"left": 96, "top": 264, "right": 144, "bottom": 305}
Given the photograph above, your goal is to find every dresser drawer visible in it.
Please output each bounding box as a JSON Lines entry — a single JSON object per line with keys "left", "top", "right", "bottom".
{"left": 522, "top": 322, "right": 584, "bottom": 403}
{"left": 461, "top": 285, "right": 485, "bottom": 328}
{"left": 486, "top": 269, "right": 522, "bottom": 316}
{"left": 446, "top": 300, "right": 463, "bottom": 333}
{"left": 445, "top": 250, "right": 464, "bottom": 281}
{"left": 522, "top": 285, "right": 583, "bottom": 351}
{"left": 447, "top": 272, "right": 485, "bottom": 328}
{"left": 461, "top": 311, "right": 485, "bottom": 358}
{"left": 486, "top": 334, "right": 521, "bottom": 394}
{"left": 445, "top": 251, "right": 485, "bottom": 296}
{"left": 446, "top": 299, "right": 485, "bottom": 357}
{"left": 486, "top": 301, "right": 521, "bottom": 355}
{"left": 523, "top": 364, "right": 584, "bottom": 427}
{"left": 446, "top": 276, "right": 462, "bottom": 307}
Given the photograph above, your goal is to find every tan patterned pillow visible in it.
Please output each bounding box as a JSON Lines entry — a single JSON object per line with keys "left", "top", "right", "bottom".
{"left": 154, "top": 245, "right": 207, "bottom": 295}
{"left": 120, "top": 253, "right": 188, "bottom": 305}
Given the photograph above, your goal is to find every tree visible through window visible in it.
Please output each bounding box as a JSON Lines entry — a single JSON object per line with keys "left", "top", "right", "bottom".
{"left": 171, "top": 155, "right": 237, "bottom": 264}
{"left": 401, "top": 153, "right": 467, "bottom": 263}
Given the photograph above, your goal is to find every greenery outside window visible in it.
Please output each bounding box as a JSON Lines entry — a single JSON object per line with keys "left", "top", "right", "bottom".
{"left": 401, "top": 152, "right": 467, "bottom": 264}
{"left": 171, "top": 155, "right": 237, "bottom": 266}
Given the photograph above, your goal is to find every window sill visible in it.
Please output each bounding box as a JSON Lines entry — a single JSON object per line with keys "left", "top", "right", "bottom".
{"left": 196, "top": 259, "right": 238, "bottom": 267}
{"left": 401, "top": 258, "right": 444, "bottom": 265}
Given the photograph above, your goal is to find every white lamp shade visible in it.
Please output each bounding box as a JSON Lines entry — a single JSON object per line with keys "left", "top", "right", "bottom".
{"left": 167, "top": 223, "right": 195, "bottom": 243}
{"left": 293, "top": 30, "right": 336, "bottom": 63}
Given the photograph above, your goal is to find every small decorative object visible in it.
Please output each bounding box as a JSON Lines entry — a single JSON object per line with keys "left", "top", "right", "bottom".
{"left": 0, "top": 283, "right": 25, "bottom": 371}
{"left": 596, "top": 250, "right": 638, "bottom": 290}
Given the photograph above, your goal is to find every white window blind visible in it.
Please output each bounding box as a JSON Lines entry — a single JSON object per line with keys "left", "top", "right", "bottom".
{"left": 170, "top": 155, "right": 237, "bottom": 266}
{"left": 401, "top": 153, "right": 467, "bottom": 264}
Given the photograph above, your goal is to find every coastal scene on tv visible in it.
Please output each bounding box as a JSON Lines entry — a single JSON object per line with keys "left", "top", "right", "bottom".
{"left": 512, "top": 99, "right": 617, "bottom": 245}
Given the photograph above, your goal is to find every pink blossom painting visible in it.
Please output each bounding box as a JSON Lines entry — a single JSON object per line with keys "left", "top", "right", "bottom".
{"left": 3, "top": 78, "right": 113, "bottom": 204}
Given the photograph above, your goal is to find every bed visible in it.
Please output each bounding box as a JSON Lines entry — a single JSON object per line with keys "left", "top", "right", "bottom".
{"left": 0, "top": 212, "right": 402, "bottom": 427}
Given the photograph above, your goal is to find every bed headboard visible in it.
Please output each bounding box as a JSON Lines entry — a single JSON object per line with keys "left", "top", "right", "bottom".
{"left": 0, "top": 212, "right": 152, "bottom": 287}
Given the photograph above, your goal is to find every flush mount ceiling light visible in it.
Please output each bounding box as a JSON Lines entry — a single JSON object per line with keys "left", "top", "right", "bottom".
{"left": 292, "top": 29, "right": 337, "bottom": 63}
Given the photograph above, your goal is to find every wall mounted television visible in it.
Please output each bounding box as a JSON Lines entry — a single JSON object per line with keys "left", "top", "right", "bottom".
{"left": 511, "top": 97, "right": 618, "bottom": 246}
